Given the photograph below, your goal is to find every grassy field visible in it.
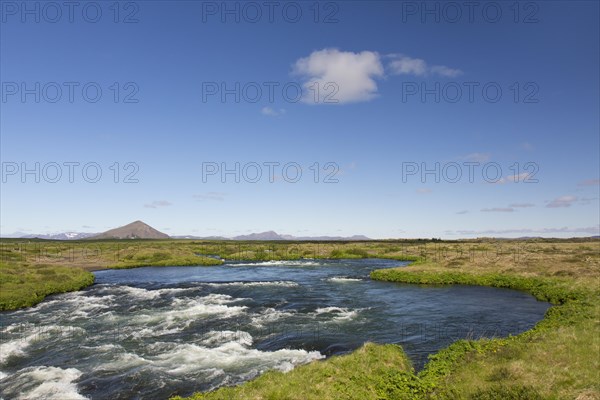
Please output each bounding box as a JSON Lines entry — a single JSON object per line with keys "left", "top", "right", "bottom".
{"left": 0, "top": 262, "right": 95, "bottom": 310}
{"left": 1, "top": 238, "right": 598, "bottom": 398}
{"left": 0, "top": 239, "right": 222, "bottom": 310}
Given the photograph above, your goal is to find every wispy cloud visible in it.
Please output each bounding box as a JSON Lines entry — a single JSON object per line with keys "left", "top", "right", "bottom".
{"left": 448, "top": 226, "right": 600, "bottom": 236}
{"left": 416, "top": 188, "right": 432, "bottom": 194}
{"left": 546, "top": 195, "right": 577, "bottom": 208}
{"left": 261, "top": 107, "right": 286, "bottom": 117}
{"left": 520, "top": 142, "right": 534, "bottom": 151}
{"left": 578, "top": 179, "right": 599, "bottom": 186}
{"left": 194, "top": 192, "right": 228, "bottom": 202}
{"left": 387, "top": 54, "right": 462, "bottom": 78}
{"left": 492, "top": 172, "right": 535, "bottom": 184}
{"left": 293, "top": 48, "right": 384, "bottom": 104}
{"left": 509, "top": 203, "right": 535, "bottom": 208}
{"left": 456, "top": 210, "right": 469, "bottom": 215}
{"left": 461, "top": 152, "right": 491, "bottom": 163}
{"left": 144, "top": 200, "right": 172, "bottom": 208}
{"left": 481, "top": 207, "right": 515, "bottom": 212}
{"left": 429, "top": 65, "right": 463, "bottom": 78}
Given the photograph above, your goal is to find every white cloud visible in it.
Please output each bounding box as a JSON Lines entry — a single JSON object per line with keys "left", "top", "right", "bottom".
{"left": 388, "top": 54, "right": 462, "bottom": 77}
{"left": 429, "top": 65, "right": 463, "bottom": 78}
{"left": 546, "top": 195, "right": 577, "bottom": 208}
{"left": 292, "top": 48, "right": 384, "bottom": 104}
{"left": 456, "top": 210, "right": 469, "bottom": 215}
{"left": 291, "top": 50, "right": 462, "bottom": 104}
{"left": 481, "top": 207, "right": 515, "bottom": 212}
{"left": 388, "top": 55, "right": 427, "bottom": 76}
{"left": 416, "top": 188, "right": 432, "bottom": 194}
{"left": 194, "top": 192, "right": 228, "bottom": 202}
{"left": 261, "top": 107, "right": 286, "bottom": 116}
{"left": 144, "top": 200, "right": 172, "bottom": 209}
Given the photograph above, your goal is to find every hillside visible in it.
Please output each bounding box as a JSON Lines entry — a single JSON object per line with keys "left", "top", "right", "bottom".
{"left": 90, "top": 221, "right": 169, "bottom": 240}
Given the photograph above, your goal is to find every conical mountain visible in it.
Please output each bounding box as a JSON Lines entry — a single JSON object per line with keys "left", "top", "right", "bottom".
{"left": 91, "top": 221, "right": 169, "bottom": 239}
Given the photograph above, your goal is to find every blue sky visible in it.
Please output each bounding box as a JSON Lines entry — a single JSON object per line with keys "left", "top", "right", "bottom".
{"left": 1, "top": 0, "right": 598, "bottom": 238}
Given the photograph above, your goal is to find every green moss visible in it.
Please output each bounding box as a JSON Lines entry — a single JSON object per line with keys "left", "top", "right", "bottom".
{"left": 0, "top": 262, "right": 95, "bottom": 310}
{"left": 469, "top": 384, "right": 543, "bottom": 400}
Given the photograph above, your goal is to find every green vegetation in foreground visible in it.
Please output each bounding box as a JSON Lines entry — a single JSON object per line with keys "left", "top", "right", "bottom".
{"left": 0, "top": 262, "right": 94, "bottom": 310}
{"left": 171, "top": 343, "right": 418, "bottom": 400}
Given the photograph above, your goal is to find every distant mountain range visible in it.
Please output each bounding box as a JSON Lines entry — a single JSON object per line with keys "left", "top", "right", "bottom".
{"left": 17, "top": 232, "right": 98, "bottom": 240}
{"left": 5, "top": 222, "right": 372, "bottom": 241}
{"left": 230, "top": 231, "right": 371, "bottom": 241}
{"left": 172, "top": 230, "right": 372, "bottom": 241}
{"left": 4, "top": 224, "right": 599, "bottom": 241}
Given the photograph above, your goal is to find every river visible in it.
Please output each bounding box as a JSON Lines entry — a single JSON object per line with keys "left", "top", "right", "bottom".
{"left": 0, "top": 259, "right": 550, "bottom": 399}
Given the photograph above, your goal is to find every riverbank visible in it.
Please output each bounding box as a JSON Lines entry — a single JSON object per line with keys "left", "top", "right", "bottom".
{"left": 0, "top": 238, "right": 421, "bottom": 310}
{"left": 0, "top": 239, "right": 222, "bottom": 310}
{"left": 370, "top": 267, "right": 598, "bottom": 399}
{"left": 172, "top": 239, "right": 599, "bottom": 399}
{"left": 0, "top": 263, "right": 95, "bottom": 310}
